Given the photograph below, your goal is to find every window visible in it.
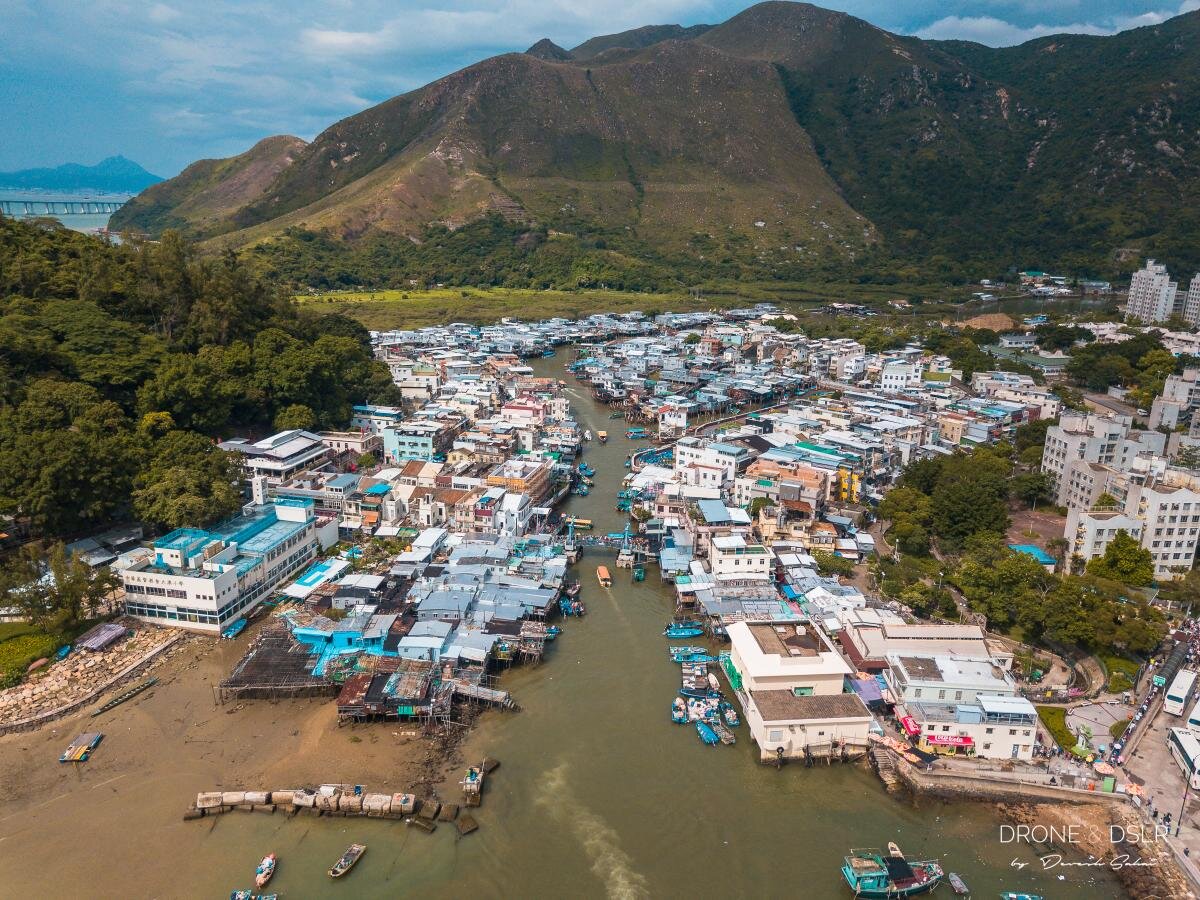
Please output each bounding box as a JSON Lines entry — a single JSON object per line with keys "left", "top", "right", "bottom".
{"left": 937, "top": 690, "right": 946, "bottom": 700}
{"left": 768, "top": 730, "right": 784, "bottom": 743}
{"left": 792, "top": 687, "right": 814, "bottom": 697}
{"left": 942, "top": 725, "right": 950, "bottom": 732}
{"left": 1009, "top": 729, "right": 1017, "bottom": 736}
{"left": 985, "top": 727, "right": 994, "bottom": 734}
{"left": 954, "top": 691, "right": 963, "bottom": 701}
{"left": 983, "top": 743, "right": 992, "bottom": 751}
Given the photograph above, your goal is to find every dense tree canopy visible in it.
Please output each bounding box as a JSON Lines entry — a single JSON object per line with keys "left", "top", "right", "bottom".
{"left": 0, "top": 217, "right": 402, "bottom": 542}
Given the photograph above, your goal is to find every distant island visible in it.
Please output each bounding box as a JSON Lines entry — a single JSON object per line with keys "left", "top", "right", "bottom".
{"left": 0, "top": 155, "right": 163, "bottom": 194}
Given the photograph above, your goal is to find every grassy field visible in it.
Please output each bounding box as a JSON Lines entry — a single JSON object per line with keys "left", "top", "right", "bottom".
{"left": 294, "top": 282, "right": 968, "bottom": 331}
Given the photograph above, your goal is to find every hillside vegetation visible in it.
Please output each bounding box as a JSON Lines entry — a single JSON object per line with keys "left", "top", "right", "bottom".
{"left": 111, "top": 2, "right": 1200, "bottom": 286}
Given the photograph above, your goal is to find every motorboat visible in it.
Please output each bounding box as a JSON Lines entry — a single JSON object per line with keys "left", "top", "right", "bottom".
{"left": 329, "top": 843, "right": 366, "bottom": 878}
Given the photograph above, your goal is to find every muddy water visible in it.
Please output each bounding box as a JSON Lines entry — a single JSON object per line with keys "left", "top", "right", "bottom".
{"left": 1, "top": 355, "right": 1127, "bottom": 899}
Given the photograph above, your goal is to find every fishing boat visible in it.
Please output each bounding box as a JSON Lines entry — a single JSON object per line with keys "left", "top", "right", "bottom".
{"left": 578, "top": 462, "right": 595, "bottom": 477}
{"left": 255, "top": 854, "right": 276, "bottom": 889}
{"left": 632, "top": 564, "right": 645, "bottom": 582}
{"left": 461, "top": 762, "right": 485, "bottom": 806}
{"left": 840, "top": 845, "right": 944, "bottom": 898}
{"left": 570, "top": 485, "right": 589, "bottom": 496}
{"left": 720, "top": 701, "right": 741, "bottom": 727}
{"left": 565, "top": 582, "right": 582, "bottom": 598}
{"left": 707, "top": 673, "right": 721, "bottom": 692}
{"left": 669, "top": 645, "right": 707, "bottom": 656}
{"left": 597, "top": 430, "right": 608, "bottom": 443}
{"left": 221, "top": 618, "right": 247, "bottom": 640}
{"left": 680, "top": 685, "right": 721, "bottom": 700}
{"left": 664, "top": 622, "right": 705, "bottom": 639}
{"left": 230, "top": 891, "right": 253, "bottom": 900}
{"left": 696, "top": 721, "right": 720, "bottom": 745}
{"left": 328, "top": 843, "right": 366, "bottom": 879}
{"left": 545, "top": 625, "right": 562, "bottom": 640}
{"left": 711, "top": 720, "right": 736, "bottom": 745}
{"left": 596, "top": 566, "right": 613, "bottom": 587}
{"left": 583, "top": 429, "right": 592, "bottom": 441}
{"left": 671, "top": 697, "right": 688, "bottom": 724}
{"left": 626, "top": 428, "right": 648, "bottom": 439}
{"left": 946, "top": 873, "right": 969, "bottom": 895}
{"left": 672, "top": 651, "right": 717, "bottom": 664}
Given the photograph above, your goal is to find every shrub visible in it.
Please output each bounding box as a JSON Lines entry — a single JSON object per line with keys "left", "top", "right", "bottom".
{"left": 1110, "top": 720, "right": 1130, "bottom": 740}
{"left": 0, "top": 632, "right": 59, "bottom": 685}
{"left": 1036, "top": 705, "right": 1085, "bottom": 756}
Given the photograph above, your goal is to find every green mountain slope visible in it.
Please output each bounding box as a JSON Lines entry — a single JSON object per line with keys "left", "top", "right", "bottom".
{"left": 110, "top": 136, "right": 307, "bottom": 237}
{"left": 123, "top": 2, "right": 1200, "bottom": 281}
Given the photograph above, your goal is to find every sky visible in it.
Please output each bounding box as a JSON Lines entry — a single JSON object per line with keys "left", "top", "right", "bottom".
{"left": 1, "top": 0, "right": 1198, "bottom": 178}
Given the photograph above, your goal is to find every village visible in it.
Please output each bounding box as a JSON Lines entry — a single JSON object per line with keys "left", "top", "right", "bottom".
{"left": 5, "top": 289, "right": 1200, "bottom": 897}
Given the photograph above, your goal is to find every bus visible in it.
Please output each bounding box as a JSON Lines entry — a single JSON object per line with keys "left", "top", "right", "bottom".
{"left": 1165, "top": 669, "right": 1197, "bottom": 716}
{"left": 1168, "top": 727, "right": 1200, "bottom": 789}
{"left": 1187, "top": 699, "right": 1200, "bottom": 736}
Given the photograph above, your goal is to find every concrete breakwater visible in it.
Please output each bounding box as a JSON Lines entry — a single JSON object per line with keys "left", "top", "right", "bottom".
{"left": 185, "top": 776, "right": 494, "bottom": 836}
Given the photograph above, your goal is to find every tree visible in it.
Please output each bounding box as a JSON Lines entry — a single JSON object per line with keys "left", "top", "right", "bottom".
{"left": 683, "top": 333, "right": 702, "bottom": 345}
{"left": 1014, "top": 418, "right": 1055, "bottom": 453}
{"left": 930, "top": 468, "right": 1009, "bottom": 550}
{"left": 747, "top": 497, "right": 772, "bottom": 518}
{"left": 891, "top": 520, "right": 931, "bottom": 555}
{"left": 1010, "top": 472, "right": 1052, "bottom": 507}
{"left": 356, "top": 452, "right": 378, "bottom": 470}
{"left": 274, "top": 403, "right": 317, "bottom": 432}
{"left": 813, "top": 551, "right": 854, "bottom": 578}
{"left": 132, "top": 430, "right": 243, "bottom": 530}
{"left": 878, "top": 486, "right": 932, "bottom": 528}
{"left": 1086, "top": 531, "right": 1155, "bottom": 586}
{"left": 0, "top": 542, "right": 119, "bottom": 632}
{"left": 1174, "top": 445, "right": 1200, "bottom": 470}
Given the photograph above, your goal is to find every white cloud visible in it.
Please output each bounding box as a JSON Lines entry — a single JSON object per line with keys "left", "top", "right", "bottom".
{"left": 147, "top": 4, "right": 180, "bottom": 25}
{"left": 917, "top": 1, "right": 1200, "bottom": 45}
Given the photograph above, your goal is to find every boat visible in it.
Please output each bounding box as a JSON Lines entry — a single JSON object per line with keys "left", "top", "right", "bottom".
{"left": 571, "top": 485, "right": 589, "bottom": 496}
{"left": 680, "top": 686, "right": 721, "bottom": 700}
{"left": 610, "top": 412, "right": 624, "bottom": 419}
{"left": 545, "top": 625, "right": 562, "bottom": 640}
{"left": 580, "top": 476, "right": 594, "bottom": 486}
{"left": 720, "top": 701, "right": 741, "bottom": 728}
{"left": 664, "top": 622, "right": 705, "bottom": 638}
{"left": 597, "top": 430, "right": 608, "bottom": 443}
{"left": 626, "top": 428, "right": 648, "bottom": 439}
{"left": 671, "top": 697, "right": 688, "bottom": 724}
{"left": 578, "top": 462, "right": 595, "bottom": 477}
{"left": 946, "top": 872, "right": 969, "bottom": 895}
{"left": 998, "top": 895, "right": 1043, "bottom": 900}
{"left": 583, "top": 429, "right": 592, "bottom": 441}
{"left": 328, "top": 843, "right": 366, "bottom": 878}
{"left": 221, "top": 618, "right": 247, "bottom": 640}
{"left": 91, "top": 677, "right": 158, "bottom": 717}
{"left": 669, "top": 645, "right": 707, "bottom": 656}
{"left": 596, "top": 566, "right": 613, "bottom": 588}
{"left": 543, "top": 349, "right": 556, "bottom": 357}
{"left": 696, "top": 721, "right": 720, "bottom": 745}
{"left": 565, "top": 583, "right": 581, "bottom": 598}
{"left": 672, "top": 652, "right": 717, "bottom": 664}
{"left": 255, "top": 854, "right": 276, "bottom": 889}
{"left": 55, "top": 644, "right": 71, "bottom": 661}
{"left": 841, "top": 845, "right": 944, "bottom": 898}
{"left": 707, "top": 673, "right": 720, "bottom": 692}
{"left": 632, "top": 564, "right": 645, "bottom": 582}
{"left": 461, "top": 763, "right": 485, "bottom": 806}
{"left": 231, "top": 891, "right": 253, "bottom": 900}
{"left": 711, "top": 720, "right": 736, "bottom": 745}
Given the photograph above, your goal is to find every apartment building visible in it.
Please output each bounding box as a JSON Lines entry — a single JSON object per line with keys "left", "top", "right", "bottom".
{"left": 1150, "top": 368, "right": 1200, "bottom": 431}
{"left": 1041, "top": 414, "right": 1164, "bottom": 506}
{"left": 1126, "top": 259, "right": 1179, "bottom": 324}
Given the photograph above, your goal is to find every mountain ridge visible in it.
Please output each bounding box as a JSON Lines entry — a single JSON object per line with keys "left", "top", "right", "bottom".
{"left": 0, "top": 155, "right": 162, "bottom": 194}
{"left": 111, "top": 2, "right": 1200, "bottom": 281}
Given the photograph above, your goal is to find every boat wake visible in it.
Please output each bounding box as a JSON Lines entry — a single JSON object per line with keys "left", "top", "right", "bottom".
{"left": 536, "top": 762, "right": 649, "bottom": 900}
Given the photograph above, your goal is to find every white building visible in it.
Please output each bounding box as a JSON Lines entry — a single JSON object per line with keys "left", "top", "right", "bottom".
{"left": 880, "top": 360, "right": 921, "bottom": 393}
{"left": 727, "top": 620, "right": 851, "bottom": 695}
{"left": 1126, "top": 259, "right": 1178, "bottom": 324}
{"left": 1065, "top": 508, "right": 1144, "bottom": 565}
{"left": 709, "top": 535, "right": 772, "bottom": 583}
{"left": 219, "top": 430, "right": 330, "bottom": 486}
{"left": 885, "top": 653, "right": 1019, "bottom": 705}
{"left": 906, "top": 694, "right": 1039, "bottom": 760}
{"left": 121, "top": 499, "right": 328, "bottom": 632}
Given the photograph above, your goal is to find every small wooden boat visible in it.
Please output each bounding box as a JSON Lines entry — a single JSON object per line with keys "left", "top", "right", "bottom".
{"left": 707, "top": 673, "right": 720, "bottom": 692}
{"left": 720, "top": 701, "right": 740, "bottom": 728}
{"left": 328, "top": 843, "right": 366, "bottom": 878}
{"left": 946, "top": 872, "right": 969, "bottom": 894}
{"left": 583, "top": 429, "right": 592, "bottom": 441}
{"left": 255, "top": 854, "right": 276, "bottom": 888}
{"left": 669, "top": 645, "right": 706, "bottom": 656}
{"left": 596, "top": 566, "right": 613, "bottom": 587}
{"left": 664, "top": 623, "right": 704, "bottom": 638}
{"left": 672, "top": 652, "right": 717, "bottom": 663}
{"left": 696, "top": 721, "right": 720, "bottom": 745}
{"left": 597, "top": 430, "right": 608, "bottom": 443}
{"left": 91, "top": 677, "right": 158, "bottom": 717}
{"left": 680, "top": 686, "right": 721, "bottom": 700}
{"left": 632, "top": 564, "right": 645, "bottom": 581}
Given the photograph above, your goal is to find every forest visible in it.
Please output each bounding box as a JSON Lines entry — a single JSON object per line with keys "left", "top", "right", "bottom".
{"left": 0, "top": 218, "right": 402, "bottom": 543}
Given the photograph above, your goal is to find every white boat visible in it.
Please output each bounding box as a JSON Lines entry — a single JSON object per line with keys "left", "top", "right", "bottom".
{"left": 708, "top": 673, "right": 720, "bottom": 692}
{"left": 583, "top": 429, "right": 592, "bottom": 441}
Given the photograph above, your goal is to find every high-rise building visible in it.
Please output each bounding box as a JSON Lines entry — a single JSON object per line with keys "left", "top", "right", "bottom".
{"left": 1126, "top": 259, "right": 1179, "bottom": 324}
{"left": 1184, "top": 274, "right": 1200, "bottom": 327}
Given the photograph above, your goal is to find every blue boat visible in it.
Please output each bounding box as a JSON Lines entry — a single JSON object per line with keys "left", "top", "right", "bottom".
{"left": 680, "top": 686, "right": 721, "bottom": 700}
{"left": 542, "top": 350, "right": 556, "bottom": 357}
{"left": 696, "top": 721, "right": 720, "bottom": 745}
{"left": 221, "top": 618, "right": 247, "bottom": 640}
{"left": 664, "top": 623, "right": 705, "bottom": 639}
{"left": 546, "top": 625, "right": 562, "bottom": 640}
{"left": 578, "top": 462, "right": 595, "bottom": 477}
{"left": 668, "top": 645, "right": 706, "bottom": 655}
{"left": 999, "top": 895, "right": 1043, "bottom": 900}
{"left": 672, "top": 652, "right": 718, "bottom": 664}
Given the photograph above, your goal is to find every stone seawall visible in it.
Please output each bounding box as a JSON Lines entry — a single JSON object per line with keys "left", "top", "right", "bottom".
{"left": 895, "top": 757, "right": 1127, "bottom": 805}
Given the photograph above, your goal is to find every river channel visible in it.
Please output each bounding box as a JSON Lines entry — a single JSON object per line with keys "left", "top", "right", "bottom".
{"left": 152, "top": 355, "right": 1123, "bottom": 899}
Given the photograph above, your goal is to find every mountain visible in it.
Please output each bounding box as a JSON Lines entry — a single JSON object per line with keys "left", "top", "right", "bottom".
{"left": 117, "top": 2, "right": 1200, "bottom": 283}
{"left": 0, "top": 155, "right": 162, "bottom": 193}
{"left": 112, "top": 136, "right": 307, "bottom": 237}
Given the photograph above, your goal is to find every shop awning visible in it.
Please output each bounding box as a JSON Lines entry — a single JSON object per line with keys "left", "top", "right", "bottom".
{"left": 900, "top": 715, "right": 921, "bottom": 736}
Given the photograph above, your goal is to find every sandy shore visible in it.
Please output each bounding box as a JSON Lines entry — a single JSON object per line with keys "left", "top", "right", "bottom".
{"left": 0, "top": 633, "right": 466, "bottom": 896}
